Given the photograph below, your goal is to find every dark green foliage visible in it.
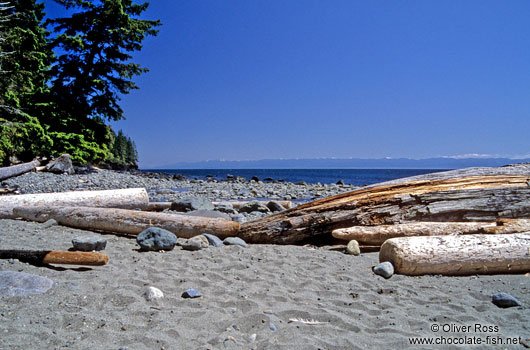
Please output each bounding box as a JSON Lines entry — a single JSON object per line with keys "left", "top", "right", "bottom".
{"left": 48, "top": 0, "right": 160, "bottom": 122}
{"left": 109, "top": 129, "right": 138, "bottom": 168}
{"left": 0, "top": 0, "right": 159, "bottom": 166}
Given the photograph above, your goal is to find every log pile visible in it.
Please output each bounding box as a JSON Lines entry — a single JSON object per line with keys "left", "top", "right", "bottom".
{"left": 239, "top": 173, "right": 530, "bottom": 244}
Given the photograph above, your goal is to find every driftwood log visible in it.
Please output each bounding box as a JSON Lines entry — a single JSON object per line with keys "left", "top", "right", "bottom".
{"left": 0, "top": 250, "right": 108, "bottom": 266}
{"left": 239, "top": 164, "right": 530, "bottom": 244}
{"left": 13, "top": 206, "right": 240, "bottom": 238}
{"left": 379, "top": 233, "right": 530, "bottom": 276}
{"left": 1, "top": 188, "right": 149, "bottom": 219}
{"left": 331, "top": 222, "right": 496, "bottom": 246}
{"left": 0, "top": 159, "right": 40, "bottom": 181}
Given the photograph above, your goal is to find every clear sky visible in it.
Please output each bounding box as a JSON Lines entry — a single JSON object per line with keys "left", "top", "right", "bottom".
{"left": 46, "top": 0, "right": 530, "bottom": 168}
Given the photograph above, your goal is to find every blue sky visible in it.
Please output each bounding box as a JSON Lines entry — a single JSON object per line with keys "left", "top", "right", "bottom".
{"left": 45, "top": 1, "right": 530, "bottom": 168}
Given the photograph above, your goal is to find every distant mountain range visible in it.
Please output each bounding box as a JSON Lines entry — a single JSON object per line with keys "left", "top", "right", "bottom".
{"left": 151, "top": 157, "right": 530, "bottom": 170}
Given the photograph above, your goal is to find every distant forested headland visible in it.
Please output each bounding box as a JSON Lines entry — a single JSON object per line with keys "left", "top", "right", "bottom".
{"left": 0, "top": 0, "right": 160, "bottom": 168}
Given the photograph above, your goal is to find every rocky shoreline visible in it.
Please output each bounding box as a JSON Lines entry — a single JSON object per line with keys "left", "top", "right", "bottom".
{"left": 2, "top": 169, "right": 356, "bottom": 201}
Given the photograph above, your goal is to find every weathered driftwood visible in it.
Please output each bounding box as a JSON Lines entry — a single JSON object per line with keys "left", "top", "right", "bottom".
{"left": 0, "top": 250, "right": 108, "bottom": 266}
{"left": 331, "top": 222, "right": 495, "bottom": 246}
{"left": 1, "top": 188, "right": 149, "bottom": 219}
{"left": 0, "top": 159, "right": 40, "bottom": 181}
{"left": 239, "top": 165, "right": 530, "bottom": 244}
{"left": 379, "top": 233, "right": 530, "bottom": 276}
{"left": 13, "top": 206, "right": 240, "bottom": 238}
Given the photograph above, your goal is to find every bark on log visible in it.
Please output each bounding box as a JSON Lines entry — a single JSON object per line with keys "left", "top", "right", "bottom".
{"left": 1, "top": 188, "right": 149, "bottom": 219}
{"left": 239, "top": 164, "right": 530, "bottom": 244}
{"left": 379, "top": 233, "right": 530, "bottom": 276}
{"left": 0, "top": 159, "right": 40, "bottom": 181}
{"left": 145, "top": 202, "right": 172, "bottom": 211}
{"left": 13, "top": 206, "right": 240, "bottom": 238}
{"left": 0, "top": 250, "right": 108, "bottom": 266}
{"left": 331, "top": 222, "right": 495, "bottom": 246}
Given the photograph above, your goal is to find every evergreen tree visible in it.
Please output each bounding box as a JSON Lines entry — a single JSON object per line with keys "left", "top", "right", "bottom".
{"left": 0, "top": 0, "right": 52, "bottom": 164}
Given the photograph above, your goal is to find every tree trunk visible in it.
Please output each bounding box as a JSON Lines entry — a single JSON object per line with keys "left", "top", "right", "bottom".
{"left": 212, "top": 201, "right": 294, "bottom": 209}
{"left": 331, "top": 222, "right": 495, "bottom": 246}
{"left": 1, "top": 188, "right": 149, "bottom": 219}
{"left": 482, "top": 218, "right": 530, "bottom": 234}
{"left": 239, "top": 164, "right": 530, "bottom": 244}
{"left": 13, "top": 206, "right": 240, "bottom": 238}
{"left": 0, "top": 250, "right": 108, "bottom": 266}
{"left": 379, "top": 233, "right": 530, "bottom": 276}
{"left": 0, "top": 159, "right": 40, "bottom": 181}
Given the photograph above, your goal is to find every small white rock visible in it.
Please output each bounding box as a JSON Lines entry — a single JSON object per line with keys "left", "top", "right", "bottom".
{"left": 249, "top": 333, "right": 257, "bottom": 342}
{"left": 143, "top": 286, "right": 164, "bottom": 301}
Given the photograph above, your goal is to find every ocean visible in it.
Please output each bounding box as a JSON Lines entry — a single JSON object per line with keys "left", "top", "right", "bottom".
{"left": 143, "top": 168, "right": 450, "bottom": 186}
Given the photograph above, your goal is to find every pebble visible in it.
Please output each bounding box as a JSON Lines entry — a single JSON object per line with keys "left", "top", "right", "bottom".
{"left": 136, "top": 227, "right": 177, "bottom": 251}
{"left": 491, "top": 292, "right": 523, "bottom": 308}
{"left": 41, "top": 219, "right": 58, "bottom": 228}
{"left": 202, "top": 233, "right": 224, "bottom": 247}
{"left": 238, "top": 201, "right": 271, "bottom": 213}
{"left": 179, "top": 238, "right": 203, "bottom": 251}
{"left": 269, "top": 323, "right": 278, "bottom": 331}
{"left": 249, "top": 334, "right": 257, "bottom": 342}
{"left": 72, "top": 236, "right": 107, "bottom": 251}
{"left": 266, "top": 201, "right": 286, "bottom": 212}
{"left": 373, "top": 262, "right": 394, "bottom": 279}
{"left": 223, "top": 237, "right": 248, "bottom": 248}
{"left": 170, "top": 198, "right": 214, "bottom": 212}
{"left": 143, "top": 286, "right": 164, "bottom": 301}
{"left": 0, "top": 271, "right": 53, "bottom": 296}
{"left": 182, "top": 288, "right": 202, "bottom": 298}
{"left": 346, "top": 240, "right": 360, "bottom": 255}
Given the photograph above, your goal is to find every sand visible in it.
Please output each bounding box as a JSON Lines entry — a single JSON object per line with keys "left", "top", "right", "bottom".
{"left": 0, "top": 218, "right": 528, "bottom": 350}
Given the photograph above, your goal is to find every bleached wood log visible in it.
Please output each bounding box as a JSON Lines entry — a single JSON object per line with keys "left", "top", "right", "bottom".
{"left": 332, "top": 222, "right": 495, "bottom": 246}
{"left": 240, "top": 165, "right": 530, "bottom": 244}
{"left": 0, "top": 188, "right": 149, "bottom": 219}
{"left": 379, "top": 233, "right": 530, "bottom": 276}
{"left": 13, "top": 206, "right": 240, "bottom": 238}
{"left": 0, "top": 159, "right": 40, "bottom": 181}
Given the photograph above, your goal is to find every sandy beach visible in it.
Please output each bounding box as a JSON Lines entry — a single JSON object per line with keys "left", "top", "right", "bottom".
{"left": 0, "top": 171, "right": 529, "bottom": 350}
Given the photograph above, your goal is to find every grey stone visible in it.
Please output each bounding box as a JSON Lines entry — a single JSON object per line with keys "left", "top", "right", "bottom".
{"left": 239, "top": 201, "right": 271, "bottom": 213}
{"left": 231, "top": 214, "right": 247, "bottom": 223}
{"left": 179, "top": 238, "right": 202, "bottom": 251}
{"left": 223, "top": 237, "right": 248, "bottom": 247}
{"left": 215, "top": 202, "right": 238, "bottom": 214}
{"left": 269, "top": 323, "right": 277, "bottom": 331}
{"left": 373, "top": 262, "right": 394, "bottom": 279}
{"left": 336, "top": 179, "right": 345, "bottom": 185}
{"left": 170, "top": 198, "right": 214, "bottom": 212}
{"left": 202, "top": 233, "right": 224, "bottom": 247}
{"left": 492, "top": 292, "right": 523, "bottom": 308}
{"left": 250, "top": 176, "right": 260, "bottom": 182}
{"left": 45, "top": 154, "right": 74, "bottom": 175}
{"left": 137, "top": 227, "right": 177, "bottom": 251}
{"left": 0, "top": 271, "right": 53, "bottom": 296}
{"left": 186, "top": 209, "right": 231, "bottom": 220}
{"left": 182, "top": 288, "right": 202, "bottom": 298}
{"left": 42, "top": 219, "right": 58, "bottom": 229}
{"left": 72, "top": 236, "right": 107, "bottom": 251}
{"left": 346, "top": 240, "right": 360, "bottom": 256}
{"left": 266, "top": 201, "right": 286, "bottom": 212}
